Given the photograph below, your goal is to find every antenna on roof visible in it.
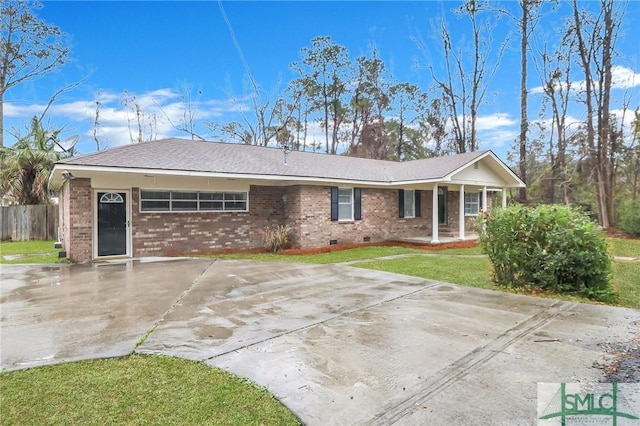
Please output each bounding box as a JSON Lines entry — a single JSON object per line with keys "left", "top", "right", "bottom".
{"left": 282, "top": 144, "right": 292, "bottom": 165}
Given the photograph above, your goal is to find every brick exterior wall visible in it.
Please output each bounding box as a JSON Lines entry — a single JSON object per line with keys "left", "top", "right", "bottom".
{"left": 284, "top": 185, "right": 431, "bottom": 248}
{"left": 60, "top": 178, "right": 92, "bottom": 262}
{"left": 131, "top": 185, "right": 285, "bottom": 256}
{"left": 61, "top": 180, "right": 484, "bottom": 261}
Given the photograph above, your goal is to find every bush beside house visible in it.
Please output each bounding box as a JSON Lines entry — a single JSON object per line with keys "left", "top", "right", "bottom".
{"left": 478, "top": 204, "right": 612, "bottom": 300}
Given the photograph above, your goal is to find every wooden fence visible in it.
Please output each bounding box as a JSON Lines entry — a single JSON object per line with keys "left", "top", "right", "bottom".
{"left": 0, "top": 205, "right": 59, "bottom": 241}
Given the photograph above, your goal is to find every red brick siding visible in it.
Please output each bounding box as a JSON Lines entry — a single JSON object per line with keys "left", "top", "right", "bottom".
{"left": 130, "top": 186, "right": 285, "bottom": 256}
{"left": 60, "top": 178, "right": 92, "bottom": 262}
{"left": 284, "top": 186, "right": 430, "bottom": 248}
{"left": 62, "top": 180, "right": 477, "bottom": 261}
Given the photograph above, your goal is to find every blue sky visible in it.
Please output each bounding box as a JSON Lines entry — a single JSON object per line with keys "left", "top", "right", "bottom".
{"left": 4, "top": 0, "right": 640, "bottom": 163}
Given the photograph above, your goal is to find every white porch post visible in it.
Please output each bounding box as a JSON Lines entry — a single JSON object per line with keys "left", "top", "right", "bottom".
{"left": 502, "top": 188, "right": 507, "bottom": 208}
{"left": 459, "top": 184, "right": 465, "bottom": 240}
{"left": 482, "top": 186, "right": 488, "bottom": 212}
{"left": 432, "top": 183, "right": 439, "bottom": 244}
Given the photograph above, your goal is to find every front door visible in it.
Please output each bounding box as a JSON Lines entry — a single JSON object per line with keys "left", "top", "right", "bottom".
{"left": 97, "top": 192, "right": 128, "bottom": 257}
{"left": 438, "top": 187, "right": 448, "bottom": 224}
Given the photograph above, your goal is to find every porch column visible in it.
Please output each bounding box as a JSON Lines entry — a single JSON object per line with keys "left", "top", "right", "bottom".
{"left": 459, "top": 184, "right": 466, "bottom": 240}
{"left": 482, "top": 186, "right": 488, "bottom": 212}
{"left": 502, "top": 188, "right": 507, "bottom": 208}
{"left": 432, "top": 183, "right": 439, "bottom": 244}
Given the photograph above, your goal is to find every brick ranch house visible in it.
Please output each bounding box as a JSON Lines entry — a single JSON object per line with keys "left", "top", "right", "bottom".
{"left": 48, "top": 138, "right": 525, "bottom": 262}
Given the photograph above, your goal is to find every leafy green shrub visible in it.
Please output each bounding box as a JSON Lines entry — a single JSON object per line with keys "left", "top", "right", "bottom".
{"left": 478, "top": 204, "right": 611, "bottom": 299}
{"left": 618, "top": 199, "right": 640, "bottom": 237}
{"left": 263, "top": 225, "right": 292, "bottom": 253}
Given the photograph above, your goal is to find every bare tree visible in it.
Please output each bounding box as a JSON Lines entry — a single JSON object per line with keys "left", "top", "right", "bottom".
{"left": 536, "top": 39, "right": 574, "bottom": 205}
{"left": 160, "top": 84, "right": 206, "bottom": 141}
{"left": 499, "top": 0, "right": 549, "bottom": 203}
{"left": 208, "top": 77, "right": 299, "bottom": 147}
{"left": 571, "top": 0, "right": 624, "bottom": 228}
{"left": 121, "top": 92, "right": 157, "bottom": 144}
{"left": 423, "top": 0, "right": 507, "bottom": 153}
{"left": 0, "top": 0, "right": 69, "bottom": 147}
{"left": 93, "top": 100, "right": 102, "bottom": 151}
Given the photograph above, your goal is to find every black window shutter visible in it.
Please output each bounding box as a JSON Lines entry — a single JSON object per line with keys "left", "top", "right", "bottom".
{"left": 354, "top": 188, "right": 362, "bottom": 220}
{"left": 398, "top": 189, "right": 405, "bottom": 218}
{"left": 415, "top": 190, "right": 422, "bottom": 217}
{"left": 331, "top": 187, "right": 339, "bottom": 221}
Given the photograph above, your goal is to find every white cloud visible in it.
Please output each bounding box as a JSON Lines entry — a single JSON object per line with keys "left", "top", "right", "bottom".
{"left": 475, "top": 113, "right": 517, "bottom": 131}
{"left": 530, "top": 65, "right": 640, "bottom": 95}
{"left": 611, "top": 66, "right": 640, "bottom": 89}
{"left": 3, "top": 88, "right": 256, "bottom": 149}
{"left": 478, "top": 128, "right": 519, "bottom": 149}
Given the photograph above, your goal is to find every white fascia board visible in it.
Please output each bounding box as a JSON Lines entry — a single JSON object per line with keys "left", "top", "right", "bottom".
{"left": 448, "top": 178, "right": 522, "bottom": 188}
{"left": 50, "top": 164, "right": 446, "bottom": 188}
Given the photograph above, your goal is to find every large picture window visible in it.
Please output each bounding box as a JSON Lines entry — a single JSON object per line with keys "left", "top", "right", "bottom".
{"left": 140, "top": 190, "right": 248, "bottom": 212}
{"left": 464, "top": 192, "right": 483, "bottom": 215}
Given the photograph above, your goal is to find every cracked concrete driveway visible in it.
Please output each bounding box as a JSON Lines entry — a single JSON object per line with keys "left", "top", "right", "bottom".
{"left": 1, "top": 258, "right": 639, "bottom": 425}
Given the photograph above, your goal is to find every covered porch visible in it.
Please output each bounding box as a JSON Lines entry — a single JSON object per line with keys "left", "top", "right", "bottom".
{"left": 424, "top": 183, "right": 507, "bottom": 243}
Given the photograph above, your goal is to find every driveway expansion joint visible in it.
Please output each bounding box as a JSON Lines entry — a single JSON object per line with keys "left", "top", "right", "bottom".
{"left": 131, "top": 259, "right": 217, "bottom": 353}
{"left": 201, "top": 279, "right": 442, "bottom": 362}
{"left": 369, "top": 301, "right": 578, "bottom": 425}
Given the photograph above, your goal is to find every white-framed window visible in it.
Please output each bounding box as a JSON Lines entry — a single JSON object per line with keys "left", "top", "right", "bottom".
{"left": 338, "top": 187, "right": 353, "bottom": 221}
{"left": 403, "top": 189, "right": 415, "bottom": 218}
{"left": 464, "top": 192, "right": 483, "bottom": 215}
{"left": 139, "top": 190, "right": 248, "bottom": 212}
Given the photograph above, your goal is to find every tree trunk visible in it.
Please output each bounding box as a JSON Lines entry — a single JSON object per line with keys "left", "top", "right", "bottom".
{"left": 518, "top": 1, "right": 529, "bottom": 204}
{"left": 0, "top": 88, "right": 4, "bottom": 148}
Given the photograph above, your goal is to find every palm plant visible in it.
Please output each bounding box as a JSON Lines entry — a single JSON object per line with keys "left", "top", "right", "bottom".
{"left": 0, "top": 117, "right": 63, "bottom": 204}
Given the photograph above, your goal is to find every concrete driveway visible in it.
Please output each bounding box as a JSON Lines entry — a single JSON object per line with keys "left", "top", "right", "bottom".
{"left": 1, "top": 258, "right": 639, "bottom": 425}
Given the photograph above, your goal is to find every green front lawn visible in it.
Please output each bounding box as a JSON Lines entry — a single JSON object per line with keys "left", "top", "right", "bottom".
{"left": 611, "top": 261, "right": 640, "bottom": 309}
{"left": 0, "top": 355, "right": 300, "bottom": 426}
{"left": 352, "top": 252, "right": 640, "bottom": 309}
{"left": 608, "top": 237, "right": 640, "bottom": 258}
{"left": 355, "top": 255, "right": 495, "bottom": 290}
{"left": 0, "top": 240, "right": 64, "bottom": 264}
{"left": 218, "top": 245, "right": 423, "bottom": 264}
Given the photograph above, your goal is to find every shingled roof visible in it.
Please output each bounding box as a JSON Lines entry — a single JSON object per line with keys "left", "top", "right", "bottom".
{"left": 56, "top": 138, "right": 520, "bottom": 183}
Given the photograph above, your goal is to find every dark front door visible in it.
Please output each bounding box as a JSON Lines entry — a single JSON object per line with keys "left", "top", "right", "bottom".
{"left": 438, "top": 187, "right": 448, "bottom": 224}
{"left": 97, "top": 192, "right": 127, "bottom": 256}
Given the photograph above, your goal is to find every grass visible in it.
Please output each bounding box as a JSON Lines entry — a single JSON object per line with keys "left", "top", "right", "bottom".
{"left": 607, "top": 237, "right": 640, "bottom": 258}
{"left": 216, "top": 238, "right": 637, "bottom": 308}
{"left": 355, "top": 255, "right": 496, "bottom": 290}
{"left": 0, "top": 355, "right": 300, "bottom": 426}
{"left": 351, "top": 252, "right": 640, "bottom": 309}
{"left": 0, "top": 240, "right": 65, "bottom": 264}
{"left": 218, "top": 245, "right": 423, "bottom": 264}
{"left": 611, "top": 261, "right": 640, "bottom": 309}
